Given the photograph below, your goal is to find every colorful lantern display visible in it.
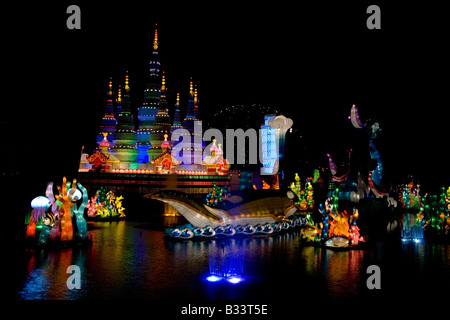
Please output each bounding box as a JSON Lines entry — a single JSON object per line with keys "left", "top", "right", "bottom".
{"left": 289, "top": 173, "right": 315, "bottom": 210}
{"left": 74, "top": 183, "right": 89, "bottom": 241}
{"left": 422, "top": 186, "right": 450, "bottom": 235}
{"left": 205, "top": 182, "right": 230, "bottom": 207}
{"left": 46, "top": 182, "right": 61, "bottom": 241}
{"left": 305, "top": 188, "right": 364, "bottom": 247}
{"left": 86, "top": 188, "right": 126, "bottom": 218}
{"left": 55, "top": 177, "right": 77, "bottom": 242}
{"left": 38, "top": 205, "right": 56, "bottom": 245}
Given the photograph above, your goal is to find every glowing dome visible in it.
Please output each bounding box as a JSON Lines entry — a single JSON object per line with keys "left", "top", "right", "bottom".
{"left": 210, "top": 139, "right": 219, "bottom": 153}
{"left": 161, "top": 134, "right": 171, "bottom": 149}
{"left": 69, "top": 189, "right": 83, "bottom": 201}
{"left": 100, "top": 132, "right": 110, "bottom": 148}
{"left": 31, "top": 196, "right": 50, "bottom": 209}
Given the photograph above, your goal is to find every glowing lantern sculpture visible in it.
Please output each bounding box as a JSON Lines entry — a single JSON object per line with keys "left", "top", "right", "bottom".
{"left": 88, "top": 188, "right": 126, "bottom": 219}
{"left": 55, "top": 177, "right": 76, "bottom": 242}
{"left": 115, "top": 196, "right": 126, "bottom": 218}
{"left": 348, "top": 104, "right": 367, "bottom": 129}
{"left": 316, "top": 189, "right": 364, "bottom": 247}
{"left": 206, "top": 182, "right": 225, "bottom": 207}
{"left": 289, "top": 173, "right": 315, "bottom": 211}
{"left": 74, "top": 183, "right": 89, "bottom": 241}
{"left": 45, "top": 182, "right": 62, "bottom": 241}
{"left": 268, "top": 115, "right": 293, "bottom": 186}
{"left": 26, "top": 196, "right": 50, "bottom": 238}
{"left": 86, "top": 195, "right": 98, "bottom": 217}
{"left": 423, "top": 186, "right": 449, "bottom": 235}
{"left": 38, "top": 204, "right": 57, "bottom": 245}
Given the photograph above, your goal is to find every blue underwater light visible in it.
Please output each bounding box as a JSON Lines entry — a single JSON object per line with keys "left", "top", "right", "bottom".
{"left": 206, "top": 275, "right": 222, "bottom": 282}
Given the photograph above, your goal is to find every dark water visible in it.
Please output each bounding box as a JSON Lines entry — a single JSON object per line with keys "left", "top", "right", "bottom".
{"left": 16, "top": 220, "right": 449, "bottom": 310}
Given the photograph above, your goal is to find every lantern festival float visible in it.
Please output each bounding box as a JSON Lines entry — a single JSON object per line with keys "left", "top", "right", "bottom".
{"left": 422, "top": 186, "right": 450, "bottom": 237}
{"left": 147, "top": 115, "right": 311, "bottom": 239}
{"left": 25, "top": 177, "right": 92, "bottom": 247}
{"left": 148, "top": 187, "right": 306, "bottom": 239}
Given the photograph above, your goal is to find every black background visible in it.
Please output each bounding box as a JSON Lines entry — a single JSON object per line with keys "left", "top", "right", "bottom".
{"left": 5, "top": 1, "right": 449, "bottom": 195}
{"left": 4, "top": 1, "right": 449, "bottom": 316}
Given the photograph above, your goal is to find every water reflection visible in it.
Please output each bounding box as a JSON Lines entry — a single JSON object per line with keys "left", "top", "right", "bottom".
{"left": 17, "top": 221, "right": 450, "bottom": 301}
{"left": 20, "top": 247, "right": 88, "bottom": 300}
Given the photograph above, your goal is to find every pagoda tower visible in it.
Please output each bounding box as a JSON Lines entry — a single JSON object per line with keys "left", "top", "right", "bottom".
{"left": 148, "top": 72, "right": 172, "bottom": 161}
{"left": 179, "top": 79, "right": 202, "bottom": 165}
{"left": 111, "top": 71, "right": 139, "bottom": 163}
{"left": 171, "top": 92, "right": 182, "bottom": 133}
{"left": 182, "top": 78, "right": 197, "bottom": 132}
{"left": 96, "top": 79, "right": 117, "bottom": 147}
{"left": 137, "top": 26, "right": 161, "bottom": 163}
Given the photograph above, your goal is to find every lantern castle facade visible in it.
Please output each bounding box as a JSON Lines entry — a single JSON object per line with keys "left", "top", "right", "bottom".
{"left": 78, "top": 26, "right": 231, "bottom": 194}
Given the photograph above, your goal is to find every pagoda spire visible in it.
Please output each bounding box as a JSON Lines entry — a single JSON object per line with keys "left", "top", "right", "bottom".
{"left": 115, "top": 87, "right": 122, "bottom": 119}
{"left": 189, "top": 77, "right": 194, "bottom": 99}
{"left": 137, "top": 24, "right": 161, "bottom": 163}
{"left": 124, "top": 70, "right": 130, "bottom": 93}
{"left": 153, "top": 23, "right": 159, "bottom": 50}
{"left": 111, "top": 71, "right": 138, "bottom": 162}
{"left": 117, "top": 88, "right": 122, "bottom": 103}
{"left": 148, "top": 70, "right": 172, "bottom": 161}
{"left": 97, "top": 77, "right": 117, "bottom": 147}
{"left": 194, "top": 84, "right": 199, "bottom": 119}
{"left": 171, "top": 92, "right": 182, "bottom": 133}
{"left": 160, "top": 71, "right": 167, "bottom": 105}
{"left": 106, "top": 78, "right": 113, "bottom": 112}
{"left": 183, "top": 78, "right": 196, "bottom": 130}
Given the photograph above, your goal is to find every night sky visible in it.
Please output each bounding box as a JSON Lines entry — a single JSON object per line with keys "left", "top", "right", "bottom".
{"left": 4, "top": 2, "right": 449, "bottom": 194}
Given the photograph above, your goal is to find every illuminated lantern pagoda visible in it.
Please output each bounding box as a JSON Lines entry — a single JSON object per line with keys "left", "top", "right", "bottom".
{"left": 111, "top": 72, "right": 139, "bottom": 164}
{"left": 96, "top": 79, "right": 117, "bottom": 147}
{"left": 86, "top": 133, "right": 120, "bottom": 171}
{"left": 148, "top": 72, "right": 172, "bottom": 161}
{"left": 152, "top": 134, "right": 180, "bottom": 174}
{"left": 78, "top": 24, "right": 232, "bottom": 195}
{"left": 178, "top": 78, "right": 203, "bottom": 166}
{"left": 137, "top": 26, "right": 161, "bottom": 163}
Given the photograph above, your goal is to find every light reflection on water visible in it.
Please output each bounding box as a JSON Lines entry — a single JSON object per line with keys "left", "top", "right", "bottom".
{"left": 17, "top": 221, "right": 449, "bottom": 301}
